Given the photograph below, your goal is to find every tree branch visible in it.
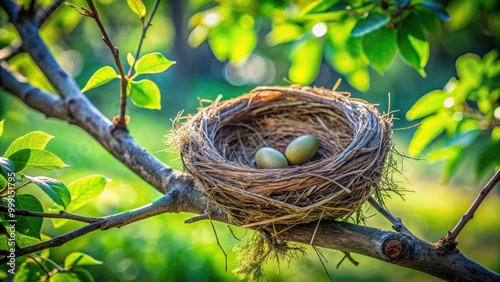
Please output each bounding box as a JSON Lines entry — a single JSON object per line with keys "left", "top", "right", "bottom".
{"left": 1, "top": 0, "right": 80, "bottom": 99}
{"left": 367, "top": 196, "right": 412, "bottom": 235}
{"left": 0, "top": 205, "right": 101, "bottom": 223}
{"left": 445, "top": 169, "right": 500, "bottom": 242}
{"left": 0, "top": 190, "right": 178, "bottom": 265}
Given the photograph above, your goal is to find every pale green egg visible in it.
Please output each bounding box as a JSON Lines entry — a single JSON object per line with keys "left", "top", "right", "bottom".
{"left": 285, "top": 135, "right": 318, "bottom": 165}
{"left": 255, "top": 147, "right": 289, "bottom": 169}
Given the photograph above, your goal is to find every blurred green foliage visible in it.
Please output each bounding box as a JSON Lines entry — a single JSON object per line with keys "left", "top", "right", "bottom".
{"left": 407, "top": 50, "right": 500, "bottom": 181}
{"left": 188, "top": 0, "right": 450, "bottom": 90}
{"left": 0, "top": 0, "right": 499, "bottom": 281}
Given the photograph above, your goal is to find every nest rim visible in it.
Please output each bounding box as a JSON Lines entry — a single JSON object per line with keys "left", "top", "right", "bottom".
{"left": 172, "top": 85, "right": 394, "bottom": 228}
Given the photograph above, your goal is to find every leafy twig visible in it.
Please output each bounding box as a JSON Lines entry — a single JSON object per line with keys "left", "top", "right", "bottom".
{"left": 127, "top": 0, "right": 162, "bottom": 77}
{"left": 445, "top": 169, "right": 500, "bottom": 242}
{"left": 0, "top": 205, "right": 102, "bottom": 223}
{"left": 367, "top": 196, "right": 412, "bottom": 235}
{"left": 85, "top": 0, "right": 128, "bottom": 129}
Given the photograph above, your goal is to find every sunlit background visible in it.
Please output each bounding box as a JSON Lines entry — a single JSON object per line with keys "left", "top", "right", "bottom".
{"left": 0, "top": 0, "right": 499, "bottom": 281}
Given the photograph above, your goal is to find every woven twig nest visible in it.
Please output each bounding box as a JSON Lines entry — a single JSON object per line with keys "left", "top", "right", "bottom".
{"left": 173, "top": 85, "right": 393, "bottom": 228}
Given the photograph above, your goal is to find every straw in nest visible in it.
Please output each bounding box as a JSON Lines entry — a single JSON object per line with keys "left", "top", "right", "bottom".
{"left": 172, "top": 85, "right": 395, "bottom": 229}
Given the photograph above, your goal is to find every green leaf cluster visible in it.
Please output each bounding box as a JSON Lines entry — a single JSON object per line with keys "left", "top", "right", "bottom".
{"left": 0, "top": 122, "right": 108, "bottom": 281}
{"left": 407, "top": 50, "right": 500, "bottom": 181}
{"left": 13, "top": 252, "right": 102, "bottom": 282}
{"left": 81, "top": 52, "right": 175, "bottom": 110}
{"left": 79, "top": 0, "right": 175, "bottom": 111}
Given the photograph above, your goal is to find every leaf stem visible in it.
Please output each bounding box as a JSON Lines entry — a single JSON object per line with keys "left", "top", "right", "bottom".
{"left": 85, "top": 0, "right": 128, "bottom": 129}
{"left": 446, "top": 169, "right": 500, "bottom": 242}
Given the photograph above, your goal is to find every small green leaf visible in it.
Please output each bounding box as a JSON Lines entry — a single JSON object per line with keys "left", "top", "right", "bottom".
{"left": 208, "top": 24, "right": 230, "bottom": 61}
{"left": 67, "top": 175, "right": 108, "bottom": 211}
{"left": 0, "top": 120, "right": 3, "bottom": 137}
{"left": 456, "top": 53, "right": 482, "bottom": 85}
{"left": 351, "top": 11, "right": 390, "bottom": 37}
{"left": 362, "top": 27, "right": 397, "bottom": 73}
{"left": 347, "top": 68, "right": 370, "bottom": 92}
{"left": 81, "top": 66, "right": 118, "bottom": 93}
{"left": 25, "top": 176, "right": 71, "bottom": 208}
{"left": 419, "top": 2, "right": 450, "bottom": 21}
{"left": 128, "top": 79, "right": 161, "bottom": 109}
{"left": 289, "top": 37, "right": 322, "bottom": 85}
{"left": 299, "top": 0, "right": 342, "bottom": 16}
{"left": 442, "top": 130, "right": 479, "bottom": 148}
{"left": 50, "top": 268, "right": 95, "bottom": 282}
{"left": 443, "top": 148, "right": 463, "bottom": 182}
{"left": 445, "top": 0, "right": 478, "bottom": 30}
{"left": 65, "top": 252, "right": 103, "bottom": 268}
{"left": 406, "top": 90, "right": 447, "bottom": 120}
{"left": 229, "top": 24, "right": 256, "bottom": 62}
{"left": 476, "top": 142, "right": 500, "bottom": 179}
{"left": 492, "top": 127, "right": 500, "bottom": 142}
{"left": 415, "top": 9, "right": 441, "bottom": 34}
{"left": 52, "top": 175, "right": 108, "bottom": 228}
{"left": 13, "top": 261, "right": 45, "bottom": 282}
{"left": 14, "top": 232, "right": 41, "bottom": 248}
{"left": 267, "top": 24, "right": 304, "bottom": 45}
{"left": 127, "top": 53, "right": 135, "bottom": 67}
{"left": 13, "top": 194, "right": 44, "bottom": 239}
{"left": 397, "top": 14, "right": 429, "bottom": 76}
{"left": 0, "top": 157, "right": 15, "bottom": 181}
{"left": 4, "top": 131, "right": 54, "bottom": 158}
{"left": 409, "top": 112, "right": 449, "bottom": 156}
{"left": 127, "top": 0, "right": 146, "bottom": 19}
{"left": 9, "top": 149, "right": 67, "bottom": 172}
{"left": 135, "top": 52, "right": 175, "bottom": 75}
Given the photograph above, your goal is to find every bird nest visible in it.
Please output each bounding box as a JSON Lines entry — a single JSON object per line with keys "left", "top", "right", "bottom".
{"left": 172, "top": 85, "right": 394, "bottom": 229}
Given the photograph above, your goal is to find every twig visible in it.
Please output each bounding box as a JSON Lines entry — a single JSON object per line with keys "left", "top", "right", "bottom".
{"left": 0, "top": 205, "right": 102, "bottom": 223}
{"left": 336, "top": 251, "right": 359, "bottom": 268}
{"left": 127, "top": 0, "right": 161, "bottom": 77}
{"left": 446, "top": 169, "right": 500, "bottom": 242}
{"left": 85, "top": 0, "right": 128, "bottom": 129}
{"left": 0, "top": 0, "right": 64, "bottom": 61}
{"left": 367, "top": 196, "right": 412, "bottom": 235}
{"left": 184, "top": 212, "right": 209, "bottom": 223}
{"left": 0, "top": 192, "right": 176, "bottom": 265}
{"left": 208, "top": 212, "right": 228, "bottom": 272}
